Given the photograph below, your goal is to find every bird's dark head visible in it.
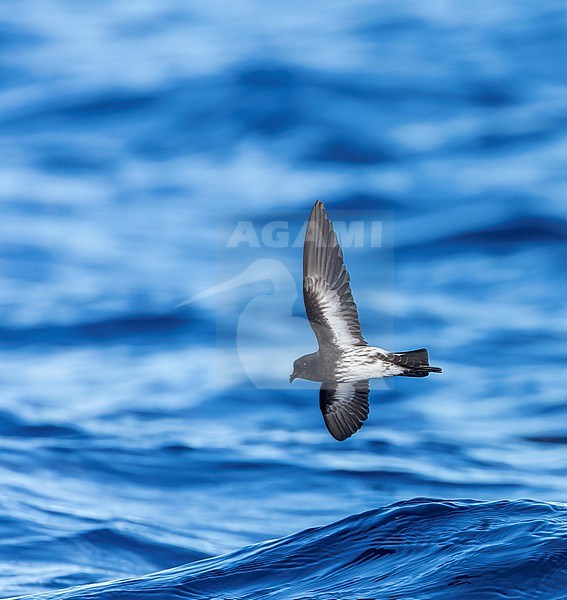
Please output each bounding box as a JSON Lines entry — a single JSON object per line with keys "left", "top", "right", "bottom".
{"left": 289, "top": 353, "right": 320, "bottom": 383}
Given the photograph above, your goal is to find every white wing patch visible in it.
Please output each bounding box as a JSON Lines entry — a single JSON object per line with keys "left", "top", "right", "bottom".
{"left": 306, "top": 277, "right": 361, "bottom": 349}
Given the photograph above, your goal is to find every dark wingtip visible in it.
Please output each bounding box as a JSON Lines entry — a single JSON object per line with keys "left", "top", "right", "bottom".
{"left": 312, "top": 199, "right": 326, "bottom": 213}
{"left": 307, "top": 200, "right": 328, "bottom": 231}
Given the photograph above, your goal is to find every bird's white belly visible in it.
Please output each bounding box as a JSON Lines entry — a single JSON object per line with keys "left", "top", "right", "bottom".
{"left": 335, "top": 346, "right": 405, "bottom": 381}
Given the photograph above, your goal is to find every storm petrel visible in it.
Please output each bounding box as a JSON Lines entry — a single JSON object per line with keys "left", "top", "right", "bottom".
{"left": 289, "top": 201, "right": 442, "bottom": 441}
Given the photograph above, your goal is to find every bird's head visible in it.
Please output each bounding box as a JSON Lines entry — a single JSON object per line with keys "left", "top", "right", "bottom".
{"left": 289, "top": 353, "right": 318, "bottom": 383}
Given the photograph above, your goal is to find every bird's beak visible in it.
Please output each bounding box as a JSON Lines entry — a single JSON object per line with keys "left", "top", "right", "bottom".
{"left": 289, "top": 373, "right": 297, "bottom": 383}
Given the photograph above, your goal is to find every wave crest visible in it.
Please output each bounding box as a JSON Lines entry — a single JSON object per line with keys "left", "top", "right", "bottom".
{"left": 14, "top": 498, "right": 567, "bottom": 600}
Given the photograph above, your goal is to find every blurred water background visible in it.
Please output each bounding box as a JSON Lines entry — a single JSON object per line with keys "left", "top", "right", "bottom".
{"left": 0, "top": 1, "right": 566, "bottom": 598}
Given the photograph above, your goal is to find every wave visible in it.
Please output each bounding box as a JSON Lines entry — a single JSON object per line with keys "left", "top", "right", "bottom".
{"left": 11, "top": 497, "right": 566, "bottom": 600}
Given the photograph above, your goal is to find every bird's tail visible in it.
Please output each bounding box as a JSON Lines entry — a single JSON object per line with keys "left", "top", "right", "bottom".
{"left": 393, "top": 348, "right": 443, "bottom": 377}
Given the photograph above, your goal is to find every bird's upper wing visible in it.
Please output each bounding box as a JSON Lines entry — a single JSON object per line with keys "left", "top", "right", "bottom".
{"left": 303, "top": 201, "right": 367, "bottom": 350}
{"left": 319, "top": 380, "right": 370, "bottom": 441}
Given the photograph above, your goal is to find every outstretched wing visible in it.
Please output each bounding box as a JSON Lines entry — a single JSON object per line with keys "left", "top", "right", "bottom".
{"left": 319, "top": 380, "right": 370, "bottom": 441}
{"left": 303, "top": 201, "right": 367, "bottom": 350}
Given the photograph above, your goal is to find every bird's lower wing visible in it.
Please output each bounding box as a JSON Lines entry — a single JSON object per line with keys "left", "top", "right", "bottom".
{"left": 319, "top": 380, "right": 370, "bottom": 441}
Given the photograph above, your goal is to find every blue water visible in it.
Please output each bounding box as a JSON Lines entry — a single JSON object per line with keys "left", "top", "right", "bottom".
{"left": 1, "top": 1, "right": 566, "bottom": 598}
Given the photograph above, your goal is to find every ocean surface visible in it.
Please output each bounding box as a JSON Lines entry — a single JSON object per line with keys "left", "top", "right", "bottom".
{"left": 1, "top": 1, "right": 566, "bottom": 598}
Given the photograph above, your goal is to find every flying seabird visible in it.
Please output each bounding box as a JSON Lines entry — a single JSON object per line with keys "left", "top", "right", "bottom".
{"left": 289, "top": 201, "right": 442, "bottom": 441}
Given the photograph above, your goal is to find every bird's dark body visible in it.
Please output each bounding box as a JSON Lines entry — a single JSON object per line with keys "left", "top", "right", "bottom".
{"left": 290, "top": 201, "right": 442, "bottom": 441}
{"left": 293, "top": 347, "right": 441, "bottom": 383}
